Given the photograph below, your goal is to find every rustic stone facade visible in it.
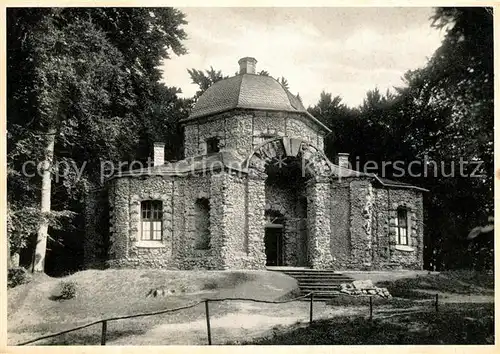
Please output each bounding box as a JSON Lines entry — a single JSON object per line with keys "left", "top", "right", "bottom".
{"left": 84, "top": 57, "right": 425, "bottom": 271}
{"left": 183, "top": 111, "right": 325, "bottom": 159}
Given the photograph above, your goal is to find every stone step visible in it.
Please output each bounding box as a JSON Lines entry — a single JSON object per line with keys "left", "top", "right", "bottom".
{"left": 267, "top": 267, "right": 342, "bottom": 275}
{"left": 273, "top": 269, "right": 355, "bottom": 299}
{"left": 299, "top": 283, "right": 342, "bottom": 286}
{"left": 292, "top": 277, "right": 352, "bottom": 282}
{"left": 280, "top": 271, "right": 346, "bottom": 275}
{"left": 298, "top": 283, "right": 350, "bottom": 288}
{"left": 299, "top": 283, "right": 349, "bottom": 286}
{"left": 303, "top": 290, "right": 342, "bottom": 295}
{"left": 273, "top": 269, "right": 342, "bottom": 274}
{"left": 299, "top": 285, "right": 343, "bottom": 289}
{"left": 299, "top": 285, "right": 349, "bottom": 289}
{"left": 297, "top": 281, "right": 344, "bottom": 285}
{"left": 299, "top": 282, "right": 343, "bottom": 286}
{"left": 293, "top": 276, "right": 353, "bottom": 281}
{"left": 282, "top": 273, "right": 351, "bottom": 277}
{"left": 284, "top": 273, "right": 351, "bottom": 277}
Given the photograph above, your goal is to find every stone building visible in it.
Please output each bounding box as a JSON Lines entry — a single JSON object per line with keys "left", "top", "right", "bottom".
{"left": 84, "top": 57, "right": 427, "bottom": 270}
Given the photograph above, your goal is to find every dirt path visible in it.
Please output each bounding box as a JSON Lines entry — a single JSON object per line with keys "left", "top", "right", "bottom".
{"left": 108, "top": 290, "right": 494, "bottom": 345}
{"left": 108, "top": 301, "right": 362, "bottom": 345}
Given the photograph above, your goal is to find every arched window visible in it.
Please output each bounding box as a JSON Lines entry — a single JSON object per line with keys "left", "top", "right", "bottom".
{"left": 141, "top": 200, "right": 163, "bottom": 241}
{"left": 395, "top": 207, "right": 409, "bottom": 245}
{"left": 194, "top": 198, "right": 210, "bottom": 249}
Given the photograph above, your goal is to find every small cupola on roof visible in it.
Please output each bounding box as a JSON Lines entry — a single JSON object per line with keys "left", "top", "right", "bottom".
{"left": 181, "top": 57, "right": 330, "bottom": 133}
{"left": 238, "top": 57, "right": 257, "bottom": 74}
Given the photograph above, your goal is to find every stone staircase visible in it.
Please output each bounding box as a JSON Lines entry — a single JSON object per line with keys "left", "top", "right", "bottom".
{"left": 269, "top": 268, "right": 354, "bottom": 300}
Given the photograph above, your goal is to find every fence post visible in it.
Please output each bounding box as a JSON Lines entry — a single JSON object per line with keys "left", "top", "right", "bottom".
{"left": 369, "top": 296, "right": 373, "bottom": 321}
{"left": 309, "top": 292, "right": 314, "bottom": 324}
{"left": 435, "top": 293, "right": 439, "bottom": 313}
{"left": 100, "top": 320, "right": 107, "bottom": 345}
{"left": 205, "top": 300, "right": 212, "bottom": 345}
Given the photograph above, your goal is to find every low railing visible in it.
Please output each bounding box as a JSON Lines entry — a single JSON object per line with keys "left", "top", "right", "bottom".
{"left": 16, "top": 292, "right": 440, "bottom": 346}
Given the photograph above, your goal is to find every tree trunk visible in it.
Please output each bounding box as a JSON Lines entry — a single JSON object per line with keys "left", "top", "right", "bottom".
{"left": 7, "top": 236, "right": 11, "bottom": 268}
{"left": 32, "top": 128, "right": 56, "bottom": 273}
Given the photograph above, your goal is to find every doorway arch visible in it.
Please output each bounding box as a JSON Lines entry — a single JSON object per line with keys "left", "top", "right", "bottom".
{"left": 244, "top": 136, "right": 334, "bottom": 178}
{"left": 245, "top": 136, "right": 334, "bottom": 268}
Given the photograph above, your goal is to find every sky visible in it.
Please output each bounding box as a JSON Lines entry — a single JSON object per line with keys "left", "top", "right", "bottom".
{"left": 160, "top": 7, "right": 445, "bottom": 108}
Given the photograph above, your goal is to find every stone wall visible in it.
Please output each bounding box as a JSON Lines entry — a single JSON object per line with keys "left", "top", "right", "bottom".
{"left": 348, "top": 179, "right": 374, "bottom": 269}
{"left": 83, "top": 187, "right": 109, "bottom": 267}
{"left": 372, "top": 188, "right": 424, "bottom": 269}
{"left": 109, "top": 177, "right": 130, "bottom": 261}
{"left": 209, "top": 172, "right": 268, "bottom": 269}
{"left": 306, "top": 179, "right": 333, "bottom": 268}
{"left": 328, "top": 178, "right": 424, "bottom": 270}
{"left": 330, "top": 181, "right": 351, "bottom": 268}
{"left": 87, "top": 163, "right": 423, "bottom": 271}
{"left": 285, "top": 116, "right": 324, "bottom": 151}
{"left": 226, "top": 114, "right": 254, "bottom": 158}
{"left": 176, "top": 175, "right": 219, "bottom": 269}
{"left": 217, "top": 172, "right": 247, "bottom": 267}
{"left": 107, "top": 176, "right": 175, "bottom": 269}
{"left": 104, "top": 174, "right": 222, "bottom": 269}
{"left": 245, "top": 176, "right": 267, "bottom": 268}
{"left": 100, "top": 170, "right": 275, "bottom": 270}
{"left": 183, "top": 124, "right": 199, "bottom": 158}
{"left": 183, "top": 110, "right": 325, "bottom": 159}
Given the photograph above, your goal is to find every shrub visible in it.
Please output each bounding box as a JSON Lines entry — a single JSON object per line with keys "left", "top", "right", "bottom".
{"left": 202, "top": 281, "right": 218, "bottom": 290}
{"left": 8, "top": 267, "right": 31, "bottom": 288}
{"left": 58, "top": 280, "right": 77, "bottom": 300}
{"left": 179, "top": 283, "right": 188, "bottom": 293}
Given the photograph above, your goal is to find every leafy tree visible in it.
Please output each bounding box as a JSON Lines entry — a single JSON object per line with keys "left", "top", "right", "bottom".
{"left": 7, "top": 8, "right": 188, "bottom": 272}
{"left": 371, "top": 7, "right": 494, "bottom": 270}
{"left": 277, "top": 77, "right": 289, "bottom": 90}
{"left": 187, "top": 67, "right": 229, "bottom": 102}
{"left": 308, "top": 91, "right": 361, "bottom": 163}
{"left": 414, "top": 7, "right": 493, "bottom": 270}
{"left": 8, "top": 14, "right": 134, "bottom": 272}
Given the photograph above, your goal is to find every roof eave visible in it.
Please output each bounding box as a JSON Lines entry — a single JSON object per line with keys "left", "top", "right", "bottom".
{"left": 107, "top": 164, "right": 248, "bottom": 181}
{"left": 369, "top": 174, "right": 429, "bottom": 192}
{"left": 181, "top": 107, "right": 331, "bottom": 133}
{"left": 304, "top": 111, "right": 331, "bottom": 133}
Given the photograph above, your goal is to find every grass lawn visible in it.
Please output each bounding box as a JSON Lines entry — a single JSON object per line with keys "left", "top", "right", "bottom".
{"left": 8, "top": 269, "right": 494, "bottom": 345}
{"left": 234, "top": 270, "right": 495, "bottom": 345}
{"left": 238, "top": 302, "right": 494, "bottom": 345}
{"left": 8, "top": 269, "right": 298, "bottom": 345}
{"left": 375, "top": 270, "right": 494, "bottom": 299}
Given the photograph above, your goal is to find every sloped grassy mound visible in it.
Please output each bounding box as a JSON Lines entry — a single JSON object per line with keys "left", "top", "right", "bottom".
{"left": 376, "top": 270, "right": 494, "bottom": 299}
{"left": 8, "top": 269, "right": 298, "bottom": 345}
